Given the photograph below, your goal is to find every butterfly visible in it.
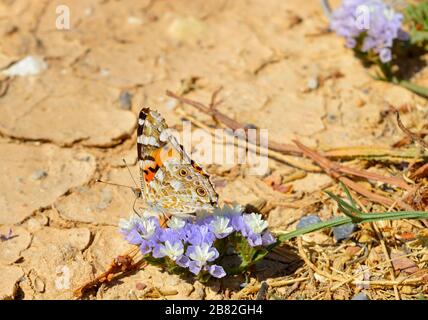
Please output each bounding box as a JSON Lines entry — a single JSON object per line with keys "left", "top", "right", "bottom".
{"left": 135, "top": 107, "right": 218, "bottom": 217}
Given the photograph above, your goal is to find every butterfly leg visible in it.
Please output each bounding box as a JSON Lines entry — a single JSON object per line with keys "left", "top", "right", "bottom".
{"left": 159, "top": 212, "right": 172, "bottom": 228}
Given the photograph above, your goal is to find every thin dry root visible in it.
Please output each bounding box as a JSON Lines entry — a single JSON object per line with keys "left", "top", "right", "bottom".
{"left": 74, "top": 251, "right": 144, "bottom": 299}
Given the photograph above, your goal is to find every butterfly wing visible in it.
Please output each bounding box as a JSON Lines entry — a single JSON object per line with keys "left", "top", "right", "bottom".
{"left": 137, "top": 108, "right": 218, "bottom": 215}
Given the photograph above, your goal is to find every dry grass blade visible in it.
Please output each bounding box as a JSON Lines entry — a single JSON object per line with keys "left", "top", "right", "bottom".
{"left": 394, "top": 108, "right": 428, "bottom": 150}
{"left": 166, "top": 90, "right": 302, "bottom": 155}
{"left": 74, "top": 246, "right": 145, "bottom": 299}
{"left": 293, "top": 140, "right": 413, "bottom": 210}
{"left": 410, "top": 163, "right": 428, "bottom": 179}
{"left": 174, "top": 107, "right": 321, "bottom": 172}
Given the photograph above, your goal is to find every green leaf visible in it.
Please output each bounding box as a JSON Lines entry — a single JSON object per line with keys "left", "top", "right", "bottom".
{"left": 397, "top": 80, "right": 428, "bottom": 98}
{"left": 405, "top": 2, "right": 428, "bottom": 45}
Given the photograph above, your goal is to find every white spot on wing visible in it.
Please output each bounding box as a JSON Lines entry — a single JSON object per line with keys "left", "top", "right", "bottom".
{"left": 159, "top": 129, "right": 170, "bottom": 142}
{"left": 138, "top": 118, "right": 145, "bottom": 125}
{"left": 138, "top": 135, "right": 159, "bottom": 146}
{"left": 143, "top": 159, "right": 156, "bottom": 167}
{"left": 154, "top": 169, "right": 165, "bottom": 182}
{"left": 170, "top": 180, "right": 181, "bottom": 191}
{"left": 149, "top": 179, "right": 160, "bottom": 190}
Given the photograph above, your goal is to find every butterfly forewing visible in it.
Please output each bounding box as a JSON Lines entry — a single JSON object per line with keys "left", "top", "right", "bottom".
{"left": 136, "top": 108, "right": 218, "bottom": 215}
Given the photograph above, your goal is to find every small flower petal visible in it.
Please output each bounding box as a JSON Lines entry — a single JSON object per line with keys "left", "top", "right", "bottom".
{"left": 243, "top": 213, "right": 268, "bottom": 234}
{"left": 206, "top": 264, "right": 226, "bottom": 278}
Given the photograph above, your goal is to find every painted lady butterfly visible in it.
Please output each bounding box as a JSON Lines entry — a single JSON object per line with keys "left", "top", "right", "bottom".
{"left": 136, "top": 108, "right": 218, "bottom": 217}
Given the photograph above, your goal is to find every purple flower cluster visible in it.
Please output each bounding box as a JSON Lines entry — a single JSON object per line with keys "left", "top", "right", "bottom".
{"left": 330, "top": 0, "right": 409, "bottom": 63}
{"left": 118, "top": 206, "right": 275, "bottom": 279}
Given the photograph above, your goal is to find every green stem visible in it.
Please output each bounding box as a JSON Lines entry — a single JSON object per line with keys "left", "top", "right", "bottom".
{"left": 227, "top": 209, "right": 428, "bottom": 275}
{"left": 277, "top": 210, "right": 428, "bottom": 243}
{"left": 397, "top": 80, "right": 428, "bottom": 98}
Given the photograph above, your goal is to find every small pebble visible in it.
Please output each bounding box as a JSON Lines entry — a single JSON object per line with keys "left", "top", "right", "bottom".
{"left": 326, "top": 113, "right": 337, "bottom": 122}
{"left": 3, "top": 56, "right": 47, "bottom": 77}
{"left": 307, "top": 77, "right": 319, "bottom": 90}
{"left": 127, "top": 16, "right": 143, "bottom": 25}
{"left": 119, "top": 91, "right": 132, "bottom": 110}
{"left": 333, "top": 223, "right": 357, "bottom": 241}
{"left": 297, "top": 215, "right": 322, "bottom": 229}
{"left": 0, "top": 228, "right": 12, "bottom": 241}
{"left": 136, "top": 282, "right": 147, "bottom": 291}
{"left": 84, "top": 7, "right": 93, "bottom": 16}
{"left": 34, "top": 277, "right": 45, "bottom": 293}
{"left": 356, "top": 98, "right": 366, "bottom": 108}
{"left": 165, "top": 99, "right": 177, "bottom": 110}
{"left": 31, "top": 170, "right": 48, "bottom": 180}
{"left": 351, "top": 292, "right": 369, "bottom": 300}
{"left": 100, "top": 68, "right": 110, "bottom": 77}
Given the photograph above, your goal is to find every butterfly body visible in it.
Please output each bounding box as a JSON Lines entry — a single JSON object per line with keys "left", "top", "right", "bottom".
{"left": 136, "top": 108, "right": 218, "bottom": 217}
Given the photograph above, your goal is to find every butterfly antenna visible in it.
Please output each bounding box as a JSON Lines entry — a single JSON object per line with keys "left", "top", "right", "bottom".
{"left": 122, "top": 158, "right": 139, "bottom": 189}
{"left": 132, "top": 196, "right": 141, "bottom": 216}
{"left": 96, "top": 179, "right": 134, "bottom": 190}
{"left": 96, "top": 180, "right": 141, "bottom": 198}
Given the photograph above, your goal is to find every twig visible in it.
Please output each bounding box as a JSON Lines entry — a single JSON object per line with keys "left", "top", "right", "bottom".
{"left": 174, "top": 108, "right": 320, "bottom": 172}
{"left": 372, "top": 222, "right": 401, "bottom": 300}
{"left": 74, "top": 246, "right": 145, "bottom": 299}
{"left": 360, "top": 198, "right": 401, "bottom": 301}
{"left": 324, "top": 145, "right": 428, "bottom": 161}
{"left": 394, "top": 108, "right": 428, "bottom": 150}
{"left": 166, "top": 90, "right": 302, "bottom": 156}
{"left": 293, "top": 140, "right": 413, "bottom": 210}
{"left": 410, "top": 163, "right": 428, "bottom": 179}
{"left": 168, "top": 90, "right": 415, "bottom": 191}
{"left": 297, "top": 238, "right": 348, "bottom": 282}
{"left": 235, "top": 277, "right": 309, "bottom": 298}
{"left": 255, "top": 282, "right": 269, "bottom": 300}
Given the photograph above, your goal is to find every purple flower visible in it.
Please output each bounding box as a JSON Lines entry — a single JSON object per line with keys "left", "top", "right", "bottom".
{"left": 119, "top": 204, "right": 275, "bottom": 279}
{"left": 243, "top": 213, "right": 268, "bottom": 234}
{"left": 246, "top": 232, "right": 263, "bottom": 247}
{"left": 152, "top": 240, "right": 184, "bottom": 261}
{"left": 186, "top": 243, "right": 219, "bottom": 274}
{"left": 205, "top": 264, "right": 226, "bottom": 278}
{"left": 119, "top": 215, "right": 161, "bottom": 255}
{"left": 125, "top": 227, "right": 143, "bottom": 245}
{"left": 209, "top": 215, "right": 234, "bottom": 239}
{"left": 188, "top": 261, "right": 202, "bottom": 275}
{"left": 176, "top": 255, "right": 190, "bottom": 268}
{"left": 186, "top": 224, "right": 216, "bottom": 246}
{"left": 230, "top": 214, "right": 245, "bottom": 232}
{"left": 159, "top": 228, "right": 184, "bottom": 242}
{"left": 140, "top": 240, "right": 153, "bottom": 255}
{"left": 262, "top": 231, "right": 276, "bottom": 246}
{"left": 379, "top": 47, "right": 392, "bottom": 63}
{"left": 330, "top": 0, "right": 408, "bottom": 63}
{"left": 166, "top": 216, "right": 187, "bottom": 230}
{"left": 136, "top": 216, "right": 160, "bottom": 240}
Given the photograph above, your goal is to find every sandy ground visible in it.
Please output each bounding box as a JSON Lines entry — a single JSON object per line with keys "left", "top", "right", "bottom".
{"left": 0, "top": 0, "right": 427, "bottom": 300}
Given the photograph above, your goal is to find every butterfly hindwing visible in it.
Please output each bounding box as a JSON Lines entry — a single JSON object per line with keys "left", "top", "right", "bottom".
{"left": 137, "top": 108, "right": 218, "bottom": 215}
